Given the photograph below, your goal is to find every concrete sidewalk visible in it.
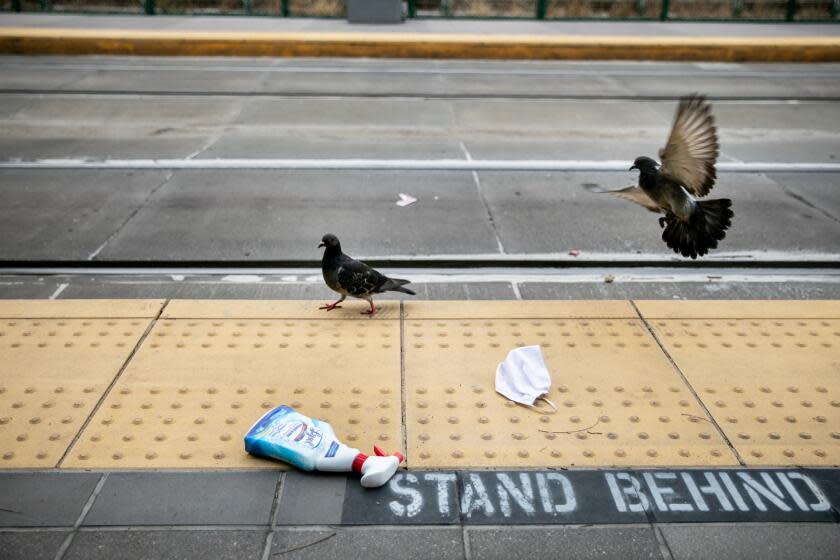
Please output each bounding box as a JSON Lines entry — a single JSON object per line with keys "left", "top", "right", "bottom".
{"left": 1, "top": 14, "right": 839, "bottom": 60}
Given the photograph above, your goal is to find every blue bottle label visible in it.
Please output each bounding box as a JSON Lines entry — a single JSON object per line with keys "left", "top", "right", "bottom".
{"left": 244, "top": 405, "right": 328, "bottom": 471}
{"left": 325, "top": 441, "right": 340, "bottom": 458}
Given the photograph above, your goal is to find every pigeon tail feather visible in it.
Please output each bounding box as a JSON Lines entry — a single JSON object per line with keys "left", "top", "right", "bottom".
{"left": 662, "top": 198, "right": 733, "bottom": 259}
{"left": 381, "top": 277, "right": 416, "bottom": 296}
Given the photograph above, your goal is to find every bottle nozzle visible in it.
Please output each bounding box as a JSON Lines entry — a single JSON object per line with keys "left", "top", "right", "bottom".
{"left": 373, "top": 445, "right": 404, "bottom": 463}
{"left": 352, "top": 446, "right": 404, "bottom": 488}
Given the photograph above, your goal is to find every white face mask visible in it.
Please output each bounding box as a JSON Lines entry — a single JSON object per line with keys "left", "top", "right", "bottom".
{"left": 495, "top": 345, "right": 557, "bottom": 412}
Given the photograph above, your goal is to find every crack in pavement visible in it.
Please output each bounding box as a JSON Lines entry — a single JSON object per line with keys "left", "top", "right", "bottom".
{"left": 780, "top": 185, "right": 840, "bottom": 225}
{"left": 86, "top": 171, "right": 175, "bottom": 261}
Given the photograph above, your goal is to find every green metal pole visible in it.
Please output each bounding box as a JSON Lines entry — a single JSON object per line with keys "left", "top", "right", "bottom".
{"left": 634, "top": 0, "right": 645, "bottom": 17}
{"left": 407, "top": 0, "right": 416, "bottom": 18}
{"left": 733, "top": 0, "right": 743, "bottom": 18}
{"left": 143, "top": 0, "right": 155, "bottom": 15}
{"left": 281, "top": 0, "right": 289, "bottom": 17}
{"left": 442, "top": 0, "right": 450, "bottom": 18}
{"left": 786, "top": 0, "right": 797, "bottom": 21}
{"left": 833, "top": 0, "right": 840, "bottom": 19}
{"left": 11, "top": 0, "right": 21, "bottom": 11}
{"left": 659, "top": 0, "right": 670, "bottom": 21}
{"left": 243, "top": 0, "right": 252, "bottom": 14}
{"left": 536, "top": 0, "right": 546, "bottom": 20}
{"left": 38, "top": 0, "right": 50, "bottom": 11}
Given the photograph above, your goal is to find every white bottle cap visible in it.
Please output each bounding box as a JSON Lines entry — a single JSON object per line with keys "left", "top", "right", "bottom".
{"left": 359, "top": 455, "right": 402, "bottom": 488}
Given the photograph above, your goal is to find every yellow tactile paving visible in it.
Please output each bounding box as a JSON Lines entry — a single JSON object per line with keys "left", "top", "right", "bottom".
{"left": 636, "top": 300, "right": 840, "bottom": 319}
{"left": 404, "top": 317, "right": 738, "bottom": 468}
{"left": 404, "top": 301, "right": 636, "bottom": 320}
{"left": 163, "top": 299, "right": 398, "bottom": 320}
{"left": 1, "top": 299, "right": 838, "bottom": 470}
{"left": 0, "top": 318, "right": 152, "bottom": 467}
{"left": 0, "top": 299, "right": 164, "bottom": 319}
{"left": 64, "top": 317, "right": 401, "bottom": 468}
{"left": 648, "top": 318, "right": 840, "bottom": 466}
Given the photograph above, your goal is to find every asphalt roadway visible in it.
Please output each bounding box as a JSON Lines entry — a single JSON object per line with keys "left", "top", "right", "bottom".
{"left": 0, "top": 55, "right": 838, "bottom": 299}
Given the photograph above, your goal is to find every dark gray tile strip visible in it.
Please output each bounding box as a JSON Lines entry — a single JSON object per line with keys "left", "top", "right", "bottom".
{"left": 0, "top": 472, "right": 103, "bottom": 528}
{"left": 466, "top": 525, "right": 666, "bottom": 560}
{"left": 55, "top": 473, "right": 109, "bottom": 560}
{"left": 82, "top": 472, "right": 281, "bottom": 526}
{"left": 275, "top": 472, "right": 345, "bottom": 526}
{"left": 0, "top": 530, "right": 71, "bottom": 560}
{"left": 5, "top": 524, "right": 833, "bottom": 560}
{"left": 659, "top": 523, "right": 840, "bottom": 560}
{"left": 337, "top": 469, "right": 840, "bottom": 526}
{"left": 806, "top": 469, "right": 840, "bottom": 523}
{"left": 270, "top": 527, "right": 466, "bottom": 560}
{"left": 259, "top": 472, "right": 286, "bottom": 560}
{"left": 2, "top": 468, "right": 837, "bottom": 539}
{"left": 64, "top": 529, "right": 267, "bottom": 560}
{"left": 652, "top": 524, "right": 677, "bottom": 560}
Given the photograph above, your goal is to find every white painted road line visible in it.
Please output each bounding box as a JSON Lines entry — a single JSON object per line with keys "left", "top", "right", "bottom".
{"left": 48, "top": 282, "right": 68, "bottom": 299}
{"left": 3, "top": 61, "right": 840, "bottom": 79}
{"left": 362, "top": 251, "right": 840, "bottom": 263}
{"left": 2, "top": 159, "right": 840, "bottom": 172}
{"left": 3, "top": 268, "right": 839, "bottom": 284}
{"left": 0, "top": 58, "right": 840, "bottom": 79}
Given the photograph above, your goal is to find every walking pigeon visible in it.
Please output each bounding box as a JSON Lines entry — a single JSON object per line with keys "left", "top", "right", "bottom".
{"left": 318, "top": 233, "right": 415, "bottom": 316}
{"left": 586, "top": 95, "right": 733, "bottom": 259}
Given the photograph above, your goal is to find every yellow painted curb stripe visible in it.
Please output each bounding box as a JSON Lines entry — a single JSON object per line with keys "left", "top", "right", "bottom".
{"left": 636, "top": 300, "right": 840, "bottom": 319}
{"left": 1, "top": 27, "right": 840, "bottom": 61}
{"left": 0, "top": 299, "right": 165, "bottom": 319}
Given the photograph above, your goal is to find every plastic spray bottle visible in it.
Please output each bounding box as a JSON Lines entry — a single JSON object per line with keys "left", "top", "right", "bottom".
{"left": 244, "top": 405, "right": 403, "bottom": 488}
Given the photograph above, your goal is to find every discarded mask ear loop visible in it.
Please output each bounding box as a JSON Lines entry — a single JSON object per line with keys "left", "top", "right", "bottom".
{"left": 530, "top": 397, "right": 558, "bottom": 414}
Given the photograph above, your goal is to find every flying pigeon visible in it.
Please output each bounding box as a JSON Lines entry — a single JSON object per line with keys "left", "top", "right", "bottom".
{"left": 586, "top": 95, "right": 733, "bottom": 259}
{"left": 318, "top": 233, "right": 415, "bottom": 316}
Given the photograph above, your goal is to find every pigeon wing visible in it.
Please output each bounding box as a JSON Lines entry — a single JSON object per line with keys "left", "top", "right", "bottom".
{"left": 336, "top": 257, "right": 387, "bottom": 297}
{"left": 584, "top": 183, "right": 662, "bottom": 213}
{"left": 658, "top": 95, "right": 719, "bottom": 198}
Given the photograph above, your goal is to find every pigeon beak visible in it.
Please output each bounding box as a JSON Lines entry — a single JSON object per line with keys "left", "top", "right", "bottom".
{"left": 318, "top": 242, "right": 325, "bottom": 248}
{"left": 629, "top": 165, "right": 638, "bottom": 171}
